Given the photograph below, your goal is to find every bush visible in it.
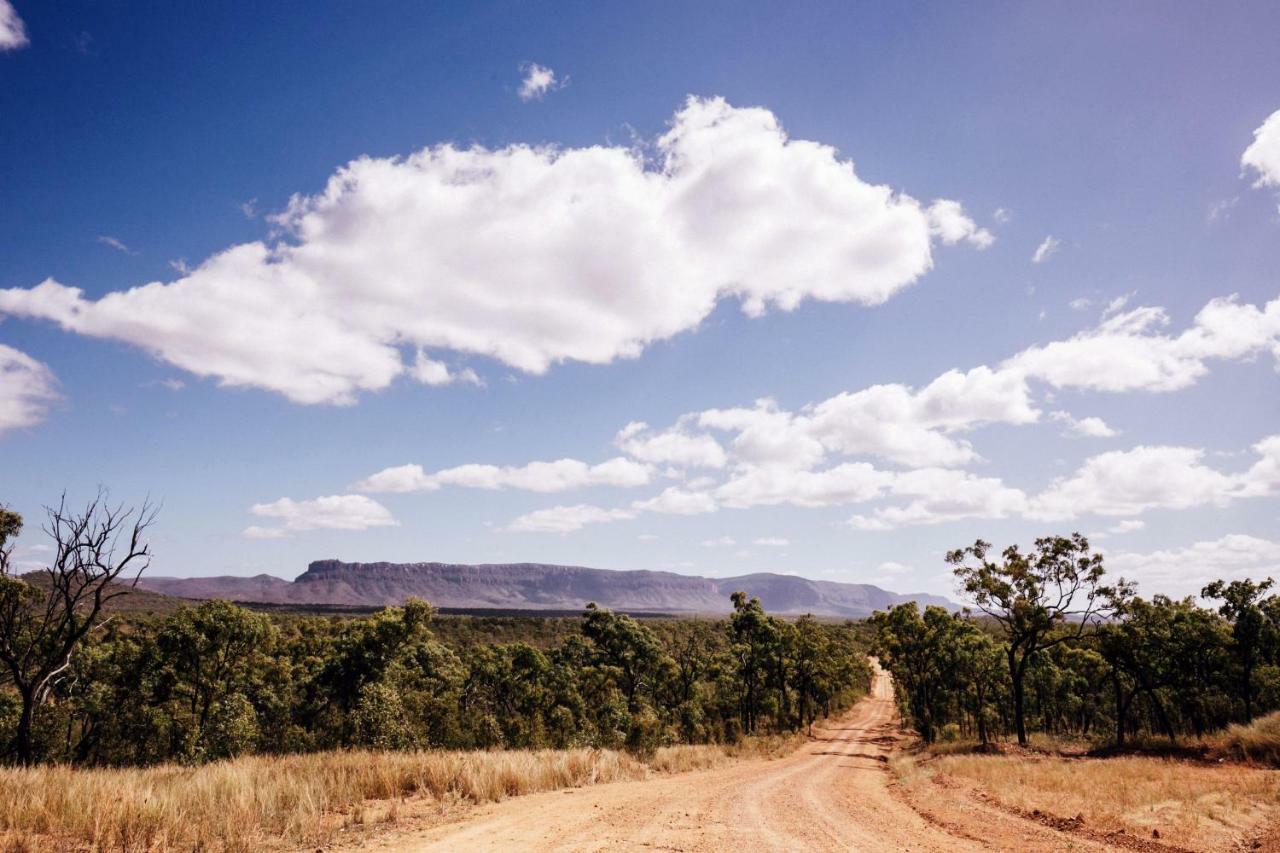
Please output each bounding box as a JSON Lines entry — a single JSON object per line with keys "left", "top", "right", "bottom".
{"left": 1218, "top": 711, "right": 1280, "bottom": 765}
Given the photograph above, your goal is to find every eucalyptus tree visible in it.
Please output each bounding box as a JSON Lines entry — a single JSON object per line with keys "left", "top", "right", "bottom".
{"left": 949, "top": 534, "right": 1128, "bottom": 745}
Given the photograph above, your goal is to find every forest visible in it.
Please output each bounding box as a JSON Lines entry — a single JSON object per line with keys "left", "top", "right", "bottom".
{"left": 0, "top": 500, "right": 871, "bottom": 767}
{"left": 873, "top": 533, "right": 1280, "bottom": 749}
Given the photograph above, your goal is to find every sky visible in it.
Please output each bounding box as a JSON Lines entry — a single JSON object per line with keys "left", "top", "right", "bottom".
{"left": 2, "top": 1, "right": 1279, "bottom": 600}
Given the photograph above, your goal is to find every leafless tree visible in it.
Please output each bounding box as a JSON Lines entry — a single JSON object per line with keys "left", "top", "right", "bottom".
{"left": 0, "top": 491, "right": 156, "bottom": 764}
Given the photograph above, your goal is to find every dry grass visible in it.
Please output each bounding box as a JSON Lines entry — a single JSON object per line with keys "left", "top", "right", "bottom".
{"left": 903, "top": 752, "right": 1280, "bottom": 850}
{"left": 0, "top": 736, "right": 802, "bottom": 851}
{"left": 648, "top": 732, "right": 803, "bottom": 773}
{"left": 1218, "top": 710, "right": 1280, "bottom": 765}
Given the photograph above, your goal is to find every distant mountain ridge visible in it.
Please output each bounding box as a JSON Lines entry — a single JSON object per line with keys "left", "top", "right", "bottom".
{"left": 137, "top": 559, "right": 954, "bottom": 618}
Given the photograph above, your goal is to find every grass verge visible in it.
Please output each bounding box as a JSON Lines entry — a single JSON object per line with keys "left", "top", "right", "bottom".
{"left": 0, "top": 736, "right": 801, "bottom": 851}
{"left": 895, "top": 749, "right": 1280, "bottom": 851}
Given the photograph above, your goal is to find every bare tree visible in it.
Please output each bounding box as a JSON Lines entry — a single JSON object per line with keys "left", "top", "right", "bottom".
{"left": 0, "top": 492, "right": 156, "bottom": 764}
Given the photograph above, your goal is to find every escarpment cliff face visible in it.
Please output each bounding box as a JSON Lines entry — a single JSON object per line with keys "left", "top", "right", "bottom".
{"left": 139, "top": 560, "right": 955, "bottom": 617}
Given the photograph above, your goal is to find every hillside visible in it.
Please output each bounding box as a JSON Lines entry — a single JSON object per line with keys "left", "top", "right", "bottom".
{"left": 16, "top": 571, "right": 187, "bottom": 615}
{"left": 136, "top": 560, "right": 953, "bottom": 617}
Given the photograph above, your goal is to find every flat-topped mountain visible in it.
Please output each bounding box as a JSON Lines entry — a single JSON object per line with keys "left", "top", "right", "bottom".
{"left": 137, "top": 559, "right": 954, "bottom": 618}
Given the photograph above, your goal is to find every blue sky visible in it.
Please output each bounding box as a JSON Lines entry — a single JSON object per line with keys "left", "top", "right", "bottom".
{"left": 2, "top": 1, "right": 1279, "bottom": 598}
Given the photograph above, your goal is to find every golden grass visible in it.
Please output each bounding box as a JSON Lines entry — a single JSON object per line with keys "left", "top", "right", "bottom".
{"left": 904, "top": 752, "right": 1280, "bottom": 850}
{"left": 1218, "top": 710, "right": 1280, "bottom": 765}
{"left": 647, "top": 732, "right": 803, "bottom": 773}
{"left": 0, "top": 737, "right": 802, "bottom": 851}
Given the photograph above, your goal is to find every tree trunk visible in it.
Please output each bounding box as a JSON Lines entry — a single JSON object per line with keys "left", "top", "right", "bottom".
{"left": 1009, "top": 648, "right": 1028, "bottom": 746}
{"left": 1112, "top": 675, "right": 1127, "bottom": 747}
{"left": 14, "top": 687, "right": 35, "bottom": 765}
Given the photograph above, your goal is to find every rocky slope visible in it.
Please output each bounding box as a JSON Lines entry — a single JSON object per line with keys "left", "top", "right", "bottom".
{"left": 138, "top": 560, "right": 954, "bottom": 617}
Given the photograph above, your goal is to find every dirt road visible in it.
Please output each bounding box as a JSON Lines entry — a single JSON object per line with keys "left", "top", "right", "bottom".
{"left": 385, "top": 662, "right": 1122, "bottom": 852}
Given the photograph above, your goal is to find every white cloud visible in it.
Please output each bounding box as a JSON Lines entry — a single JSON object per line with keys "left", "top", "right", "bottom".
{"left": 0, "top": 98, "right": 986, "bottom": 405}
{"left": 1029, "top": 440, "right": 1278, "bottom": 520}
{"left": 876, "top": 560, "right": 913, "bottom": 577}
{"left": 506, "top": 503, "right": 635, "bottom": 533}
{"left": 615, "top": 420, "right": 727, "bottom": 468}
{"left": 518, "top": 62, "right": 563, "bottom": 101}
{"left": 1208, "top": 196, "right": 1239, "bottom": 223}
{"left": 718, "top": 461, "right": 893, "bottom": 509}
{"left": 1004, "top": 296, "right": 1280, "bottom": 394}
{"left": 1068, "top": 297, "right": 1092, "bottom": 311}
{"left": 1050, "top": 410, "right": 1118, "bottom": 438}
{"left": 97, "top": 235, "right": 137, "bottom": 256}
{"left": 0, "top": 343, "right": 58, "bottom": 435}
{"left": 753, "top": 537, "right": 789, "bottom": 547}
{"left": 354, "top": 456, "right": 651, "bottom": 493}
{"left": 849, "top": 468, "right": 1028, "bottom": 530}
{"left": 1107, "top": 519, "right": 1145, "bottom": 534}
{"left": 409, "top": 351, "right": 482, "bottom": 387}
{"left": 482, "top": 292, "right": 1278, "bottom": 532}
{"left": 1242, "top": 109, "right": 1280, "bottom": 189}
{"left": 993, "top": 207, "right": 1012, "bottom": 224}
{"left": 244, "top": 494, "right": 398, "bottom": 538}
{"left": 926, "top": 199, "right": 994, "bottom": 249}
{"left": 701, "top": 536, "right": 736, "bottom": 547}
{"left": 631, "top": 486, "right": 718, "bottom": 515}
{"left": 0, "top": 1, "right": 27, "bottom": 51}
{"left": 1032, "top": 236, "right": 1061, "bottom": 264}
{"left": 1107, "top": 534, "right": 1280, "bottom": 599}
{"left": 806, "top": 366, "right": 1037, "bottom": 467}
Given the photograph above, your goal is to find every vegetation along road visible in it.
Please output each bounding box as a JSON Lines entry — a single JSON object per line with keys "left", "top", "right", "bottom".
{"left": 372, "top": 662, "right": 1135, "bottom": 852}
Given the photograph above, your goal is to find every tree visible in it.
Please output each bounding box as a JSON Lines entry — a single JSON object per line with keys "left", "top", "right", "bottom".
{"left": 949, "top": 534, "right": 1125, "bottom": 745}
{"left": 154, "top": 600, "right": 274, "bottom": 759}
{"left": 728, "top": 591, "right": 779, "bottom": 734}
{"left": 1202, "top": 578, "right": 1275, "bottom": 722}
{"left": 0, "top": 494, "right": 155, "bottom": 763}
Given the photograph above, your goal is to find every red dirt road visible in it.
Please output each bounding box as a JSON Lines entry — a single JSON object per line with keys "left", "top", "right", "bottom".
{"left": 379, "top": 662, "right": 1122, "bottom": 851}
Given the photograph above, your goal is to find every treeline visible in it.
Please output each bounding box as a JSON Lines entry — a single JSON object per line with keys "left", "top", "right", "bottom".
{"left": 0, "top": 497, "right": 870, "bottom": 767}
{"left": 872, "top": 534, "right": 1280, "bottom": 748}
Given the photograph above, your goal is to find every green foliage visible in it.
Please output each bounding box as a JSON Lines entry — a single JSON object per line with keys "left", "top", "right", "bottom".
{"left": 0, "top": 590, "right": 871, "bottom": 766}
{"left": 874, "top": 533, "right": 1280, "bottom": 750}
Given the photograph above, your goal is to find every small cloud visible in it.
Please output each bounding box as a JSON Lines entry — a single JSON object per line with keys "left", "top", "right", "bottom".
{"left": 700, "top": 536, "right": 736, "bottom": 547}
{"left": 637, "top": 533, "right": 659, "bottom": 541}
{"left": 168, "top": 258, "right": 192, "bottom": 275}
{"left": 0, "top": 1, "right": 28, "bottom": 51}
{"left": 876, "top": 561, "right": 912, "bottom": 578}
{"left": 993, "top": 207, "right": 1012, "bottom": 224}
{"left": 1050, "top": 410, "right": 1118, "bottom": 438}
{"left": 1109, "top": 519, "right": 1145, "bottom": 534}
{"left": 1102, "top": 293, "right": 1133, "bottom": 317}
{"left": 97, "top": 235, "right": 138, "bottom": 256}
{"left": 1208, "top": 196, "right": 1239, "bottom": 223}
{"left": 73, "top": 31, "right": 95, "bottom": 56}
{"left": 1068, "top": 297, "right": 1092, "bottom": 311}
{"left": 240, "top": 199, "right": 259, "bottom": 219}
{"left": 1032, "top": 235, "right": 1061, "bottom": 264}
{"left": 1242, "top": 109, "right": 1280, "bottom": 189}
{"left": 518, "top": 62, "right": 565, "bottom": 102}
{"left": 243, "top": 525, "right": 289, "bottom": 540}
{"left": 409, "top": 351, "right": 484, "bottom": 387}
{"left": 142, "top": 378, "right": 186, "bottom": 391}
{"left": 245, "top": 494, "right": 399, "bottom": 539}
{"left": 752, "top": 537, "right": 789, "bottom": 547}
